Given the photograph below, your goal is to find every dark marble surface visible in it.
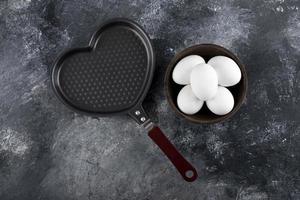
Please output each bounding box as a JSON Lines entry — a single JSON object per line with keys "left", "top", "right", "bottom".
{"left": 1, "top": 0, "right": 300, "bottom": 199}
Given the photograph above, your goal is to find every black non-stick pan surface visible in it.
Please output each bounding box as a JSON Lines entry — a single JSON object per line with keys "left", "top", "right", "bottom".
{"left": 52, "top": 18, "right": 198, "bottom": 182}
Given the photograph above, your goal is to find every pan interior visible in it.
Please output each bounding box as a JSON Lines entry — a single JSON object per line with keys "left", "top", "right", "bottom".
{"left": 56, "top": 24, "right": 152, "bottom": 114}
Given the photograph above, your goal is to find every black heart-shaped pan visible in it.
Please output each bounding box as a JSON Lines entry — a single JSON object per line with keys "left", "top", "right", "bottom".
{"left": 51, "top": 18, "right": 198, "bottom": 182}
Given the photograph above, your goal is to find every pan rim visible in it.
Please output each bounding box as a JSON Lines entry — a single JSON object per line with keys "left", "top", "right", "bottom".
{"left": 51, "top": 18, "right": 155, "bottom": 116}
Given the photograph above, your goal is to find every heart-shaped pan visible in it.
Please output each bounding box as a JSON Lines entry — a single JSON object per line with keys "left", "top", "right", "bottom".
{"left": 51, "top": 18, "right": 198, "bottom": 182}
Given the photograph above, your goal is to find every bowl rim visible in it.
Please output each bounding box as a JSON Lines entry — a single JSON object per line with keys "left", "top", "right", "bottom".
{"left": 164, "top": 43, "right": 248, "bottom": 124}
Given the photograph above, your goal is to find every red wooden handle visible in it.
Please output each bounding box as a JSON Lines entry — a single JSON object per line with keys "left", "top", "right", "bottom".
{"left": 148, "top": 126, "right": 198, "bottom": 182}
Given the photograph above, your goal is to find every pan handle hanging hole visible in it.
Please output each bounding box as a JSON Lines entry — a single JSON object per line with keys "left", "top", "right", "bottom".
{"left": 185, "top": 170, "right": 195, "bottom": 178}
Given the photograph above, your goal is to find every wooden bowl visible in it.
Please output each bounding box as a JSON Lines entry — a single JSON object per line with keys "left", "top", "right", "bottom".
{"left": 164, "top": 44, "right": 248, "bottom": 124}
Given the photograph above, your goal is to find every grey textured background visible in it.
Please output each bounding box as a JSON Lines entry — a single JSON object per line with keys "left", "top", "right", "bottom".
{"left": 0, "top": 0, "right": 300, "bottom": 199}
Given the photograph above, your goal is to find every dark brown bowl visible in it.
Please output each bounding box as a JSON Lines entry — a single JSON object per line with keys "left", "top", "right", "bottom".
{"left": 164, "top": 44, "right": 248, "bottom": 124}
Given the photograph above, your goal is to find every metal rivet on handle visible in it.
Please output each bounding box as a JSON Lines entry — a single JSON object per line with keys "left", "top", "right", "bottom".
{"left": 135, "top": 110, "right": 141, "bottom": 115}
{"left": 140, "top": 117, "right": 146, "bottom": 122}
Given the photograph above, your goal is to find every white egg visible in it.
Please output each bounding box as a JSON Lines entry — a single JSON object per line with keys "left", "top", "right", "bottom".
{"left": 207, "top": 56, "right": 241, "bottom": 87}
{"left": 206, "top": 86, "right": 234, "bottom": 115}
{"left": 177, "top": 85, "right": 204, "bottom": 115}
{"left": 172, "top": 55, "right": 205, "bottom": 85}
{"left": 190, "top": 63, "right": 218, "bottom": 101}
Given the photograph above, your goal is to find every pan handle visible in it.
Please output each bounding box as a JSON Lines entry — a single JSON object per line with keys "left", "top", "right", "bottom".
{"left": 148, "top": 126, "right": 198, "bottom": 182}
{"left": 128, "top": 105, "right": 198, "bottom": 182}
